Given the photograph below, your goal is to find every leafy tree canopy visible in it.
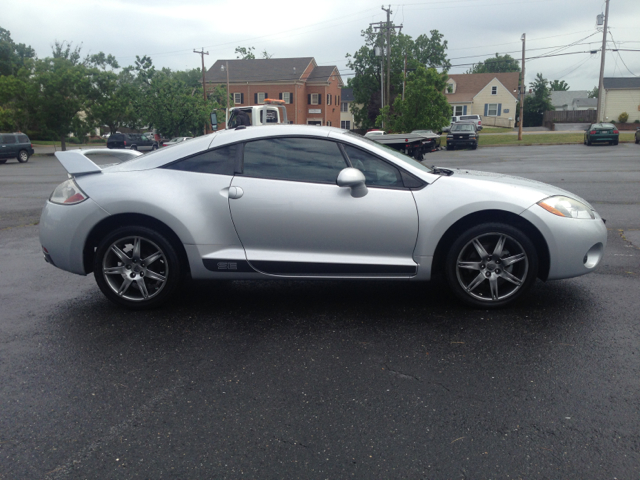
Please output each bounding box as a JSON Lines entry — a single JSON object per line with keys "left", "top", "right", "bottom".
{"left": 588, "top": 85, "right": 599, "bottom": 98}
{"left": 466, "top": 53, "right": 520, "bottom": 74}
{"left": 375, "top": 66, "right": 451, "bottom": 133}
{"left": 523, "top": 73, "right": 554, "bottom": 127}
{"left": 549, "top": 79, "right": 569, "bottom": 91}
{"left": 346, "top": 27, "right": 451, "bottom": 129}
{"left": 0, "top": 26, "right": 36, "bottom": 76}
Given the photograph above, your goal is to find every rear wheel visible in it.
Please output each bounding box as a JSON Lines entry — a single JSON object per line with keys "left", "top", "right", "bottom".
{"left": 93, "top": 226, "right": 183, "bottom": 309}
{"left": 17, "top": 150, "right": 29, "bottom": 163}
{"left": 613, "top": 140, "right": 618, "bottom": 145}
{"left": 587, "top": 138, "right": 592, "bottom": 146}
{"left": 445, "top": 223, "right": 538, "bottom": 308}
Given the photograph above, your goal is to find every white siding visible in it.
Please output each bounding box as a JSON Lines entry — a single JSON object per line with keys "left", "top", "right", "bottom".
{"left": 603, "top": 89, "right": 640, "bottom": 123}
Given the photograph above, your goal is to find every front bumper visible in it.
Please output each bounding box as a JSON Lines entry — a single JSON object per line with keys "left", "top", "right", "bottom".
{"left": 521, "top": 203, "right": 608, "bottom": 280}
{"left": 39, "top": 198, "right": 109, "bottom": 275}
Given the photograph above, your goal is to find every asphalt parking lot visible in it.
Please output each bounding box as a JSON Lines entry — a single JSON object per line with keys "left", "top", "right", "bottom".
{"left": 1, "top": 144, "right": 639, "bottom": 479}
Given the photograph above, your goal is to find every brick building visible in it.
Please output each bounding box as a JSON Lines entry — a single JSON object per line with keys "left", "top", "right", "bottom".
{"left": 205, "top": 57, "right": 344, "bottom": 128}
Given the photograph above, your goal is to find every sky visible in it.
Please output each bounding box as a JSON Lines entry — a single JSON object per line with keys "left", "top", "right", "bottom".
{"left": 3, "top": 0, "right": 640, "bottom": 91}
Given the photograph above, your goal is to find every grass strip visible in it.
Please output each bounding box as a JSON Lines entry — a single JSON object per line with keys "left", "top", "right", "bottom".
{"left": 479, "top": 132, "right": 635, "bottom": 146}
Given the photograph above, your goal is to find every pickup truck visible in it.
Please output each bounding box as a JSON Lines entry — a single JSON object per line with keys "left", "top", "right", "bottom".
{"left": 223, "top": 99, "right": 289, "bottom": 129}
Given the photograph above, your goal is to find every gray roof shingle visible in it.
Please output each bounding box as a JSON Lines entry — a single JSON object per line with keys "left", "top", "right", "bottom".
{"left": 341, "top": 87, "right": 354, "bottom": 102}
{"left": 206, "top": 57, "right": 315, "bottom": 83}
{"left": 550, "top": 90, "right": 590, "bottom": 107}
{"left": 603, "top": 77, "right": 640, "bottom": 89}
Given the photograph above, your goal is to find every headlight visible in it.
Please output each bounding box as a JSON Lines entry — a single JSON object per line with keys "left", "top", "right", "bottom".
{"left": 537, "top": 195, "right": 595, "bottom": 219}
{"left": 50, "top": 178, "right": 88, "bottom": 205}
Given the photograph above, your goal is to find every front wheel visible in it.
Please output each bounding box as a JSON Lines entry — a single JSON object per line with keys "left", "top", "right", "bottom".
{"left": 17, "top": 150, "right": 29, "bottom": 163}
{"left": 445, "top": 223, "right": 538, "bottom": 308}
{"left": 93, "top": 226, "right": 183, "bottom": 309}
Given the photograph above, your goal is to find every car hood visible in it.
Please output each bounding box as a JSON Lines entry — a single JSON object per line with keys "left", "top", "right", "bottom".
{"left": 439, "top": 168, "right": 594, "bottom": 208}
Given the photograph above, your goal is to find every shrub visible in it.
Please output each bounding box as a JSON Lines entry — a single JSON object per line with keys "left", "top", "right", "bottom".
{"left": 634, "top": 119, "right": 640, "bottom": 124}
{"left": 618, "top": 112, "right": 629, "bottom": 123}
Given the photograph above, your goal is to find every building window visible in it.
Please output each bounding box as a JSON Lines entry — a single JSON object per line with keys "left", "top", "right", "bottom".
{"left": 257, "top": 92, "right": 266, "bottom": 104}
{"left": 491, "top": 86, "right": 497, "bottom": 95}
{"left": 487, "top": 103, "right": 498, "bottom": 116}
{"left": 327, "top": 94, "right": 332, "bottom": 105}
{"left": 341, "top": 120, "right": 351, "bottom": 130}
{"left": 309, "top": 93, "right": 320, "bottom": 105}
{"left": 233, "top": 93, "right": 243, "bottom": 105}
{"left": 327, "top": 121, "right": 332, "bottom": 126}
{"left": 453, "top": 105, "right": 464, "bottom": 116}
{"left": 341, "top": 102, "right": 348, "bottom": 112}
{"left": 282, "top": 92, "right": 291, "bottom": 104}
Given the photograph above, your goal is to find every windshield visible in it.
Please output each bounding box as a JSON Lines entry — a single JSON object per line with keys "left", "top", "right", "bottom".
{"left": 345, "top": 131, "right": 433, "bottom": 174}
{"left": 451, "top": 124, "right": 475, "bottom": 132}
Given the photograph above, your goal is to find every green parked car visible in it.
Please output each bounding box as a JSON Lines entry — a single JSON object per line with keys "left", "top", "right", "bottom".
{"left": 584, "top": 123, "right": 619, "bottom": 146}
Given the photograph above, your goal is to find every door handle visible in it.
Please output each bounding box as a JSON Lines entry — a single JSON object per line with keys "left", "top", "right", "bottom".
{"left": 229, "top": 186, "right": 244, "bottom": 199}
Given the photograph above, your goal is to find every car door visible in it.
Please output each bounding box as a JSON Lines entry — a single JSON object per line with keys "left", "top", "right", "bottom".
{"left": 0, "top": 134, "right": 16, "bottom": 159}
{"left": 228, "top": 136, "right": 419, "bottom": 277}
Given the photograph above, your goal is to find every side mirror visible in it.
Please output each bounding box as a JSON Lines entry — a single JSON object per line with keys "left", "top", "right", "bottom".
{"left": 210, "top": 112, "right": 218, "bottom": 131}
{"left": 337, "top": 168, "right": 368, "bottom": 198}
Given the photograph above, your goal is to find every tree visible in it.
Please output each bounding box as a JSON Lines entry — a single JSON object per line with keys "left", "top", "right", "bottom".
{"left": 0, "top": 26, "right": 35, "bottom": 76}
{"left": 466, "top": 53, "right": 520, "bottom": 74}
{"left": 549, "top": 79, "right": 570, "bottom": 91}
{"left": 375, "top": 66, "right": 450, "bottom": 133}
{"left": 235, "top": 46, "right": 255, "bottom": 60}
{"left": 588, "top": 86, "right": 599, "bottom": 98}
{"left": 523, "top": 73, "right": 553, "bottom": 127}
{"left": 261, "top": 50, "right": 273, "bottom": 59}
{"left": 346, "top": 27, "right": 451, "bottom": 129}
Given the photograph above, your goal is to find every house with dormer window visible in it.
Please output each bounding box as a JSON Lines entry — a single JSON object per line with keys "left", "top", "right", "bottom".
{"left": 205, "top": 57, "right": 343, "bottom": 128}
{"left": 445, "top": 72, "right": 520, "bottom": 127}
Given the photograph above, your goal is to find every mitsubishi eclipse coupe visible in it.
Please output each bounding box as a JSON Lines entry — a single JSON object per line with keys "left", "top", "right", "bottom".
{"left": 40, "top": 125, "right": 607, "bottom": 309}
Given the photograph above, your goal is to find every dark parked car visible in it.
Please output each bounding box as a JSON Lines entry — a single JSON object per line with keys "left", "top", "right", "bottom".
{"left": 584, "top": 123, "right": 619, "bottom": 146}
{"left": 635, "top": 126, "right": 640, "bottom": 144}
{"left": 446, "top": 121, "right": 478, "bottom": 150}
{"left": 0, "top": 132, "right": 34, "bottom": 164}
{"left": 107, "top": 133, "right": 158, "bottom": 151}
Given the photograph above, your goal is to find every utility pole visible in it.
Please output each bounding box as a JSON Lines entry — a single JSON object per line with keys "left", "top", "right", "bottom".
{"left": 403, "top": 54, "right": 407, "bottom": 100}
{"left": 518, "top": 34, "right": 525, "bottom": 141}
{"left": 194, "top": 48, "right": 209, "bottom": 133}
{"left": 596, "top": 0, "right": 610, "bottom": 122}
{"left": 382, "top": 5, "right": 392, "bottom": 108}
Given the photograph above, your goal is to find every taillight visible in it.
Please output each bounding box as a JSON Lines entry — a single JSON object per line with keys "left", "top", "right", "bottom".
{"left": 590, "top": 130, "right": 596, "bottom": 134}
{"left": 50, "top": 179, "right": 88, "bottom": 205}
{"left": 613, "top": 130, "right": 619, "bottom": 134}
{"left": 478, "top": 120, "right": 482, "bottom": 125}
{"left": 124, "top": 140, "right": 127, "bottom": 146}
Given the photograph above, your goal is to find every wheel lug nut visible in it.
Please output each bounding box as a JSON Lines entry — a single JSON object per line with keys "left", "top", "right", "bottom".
{"left": 485, "top": 272, "right": 491, "bottom": 277}
{"left": 495, "top": 269, "right": 501, "bottom": 274}
{"left": 130, "top": 273, "right": 136, "bottom": 278}
{"left": 126, "top": 265, "right": 131, "bottom": 270}
{"left": 140, "top": 272, "right": 144, "bottom": 277}
{"left": 480, "top": 264, "right": 485, "bottom": 269}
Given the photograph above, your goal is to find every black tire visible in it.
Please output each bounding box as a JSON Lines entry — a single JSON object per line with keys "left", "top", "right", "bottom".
{"left": 93, "top": 226, "right": 183, "bottom": 309}
{"left": 587, "top": 138, "right": 592, "bottom": 146}
{"left": 471, "top": 144, "right": 478, "bottom": 150}
{"left": 17, "top": 149, "right": 29, "bottom": 163}
{"left": 152, "top": 144, "right": 158, "bottom": 151}
{"left": 445, "top": 222, "right": 538, "bottom": 308}
{"left": 130, "top": 145, "right": 138, "bottom": 151}
{"left": 446, "top": 145, "right": 453, "bottom": 151}
{"left": 613, "top": 140, "right": 618, "bottom": 146}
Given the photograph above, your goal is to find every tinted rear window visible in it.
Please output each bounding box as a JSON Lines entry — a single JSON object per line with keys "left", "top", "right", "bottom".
{"left": 166, "top": 144, "right": 237, "bottom": 176}
{"left": 461, "top": 116, "right": 479, "bottom": 120}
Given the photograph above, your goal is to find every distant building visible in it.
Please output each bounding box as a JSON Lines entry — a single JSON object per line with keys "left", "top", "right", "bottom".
{"left": 205, "top": 57, "right": 343, "bottom": 127}
{"left": 602, "top": 77, "right": 640, "bottom": 123}
{"left": 340, "top": 87, "right": 357, "bottom": 130}
{"left": 550, "top": 91, "right": 596, "bottom": 111}
{"left": 444, "top": 72, "right": 520, "bottom": 127}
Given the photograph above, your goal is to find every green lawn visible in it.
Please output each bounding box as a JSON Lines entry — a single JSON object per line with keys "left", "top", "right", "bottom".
{"left": 479, "top": 132, "right": 635, "bottom": 146}
{"left": 480, "top": 127, "right": 514, "bottom": 134}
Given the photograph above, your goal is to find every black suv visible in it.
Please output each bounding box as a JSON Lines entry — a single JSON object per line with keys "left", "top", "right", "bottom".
{"left": 107, "top": 133, "right": 158, "bottom": 151}
{"left": 0, "top": 132, "right": 34, "bottom": 164}
{"left": 446, "top": 121, "right": 479, "bottom": 150}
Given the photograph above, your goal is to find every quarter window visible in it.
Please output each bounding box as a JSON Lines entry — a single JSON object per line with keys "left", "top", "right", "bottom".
{"left": 165, "top": 144, "right": 237, "bottom": 175}
{"left": 343, "top": 145, "right": 403, "bottom": 188}
{"left": 242, "top": 138, "right": 346, "bottom": 184}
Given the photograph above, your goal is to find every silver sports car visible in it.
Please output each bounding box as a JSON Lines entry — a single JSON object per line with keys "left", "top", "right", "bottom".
{"left": 40, "top": 125, "right": 607, "bottom": 309}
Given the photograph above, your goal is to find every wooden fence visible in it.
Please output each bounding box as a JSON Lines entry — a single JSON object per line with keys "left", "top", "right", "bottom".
{"left": 543, "top": 110, "right": 597, "bottom": 124}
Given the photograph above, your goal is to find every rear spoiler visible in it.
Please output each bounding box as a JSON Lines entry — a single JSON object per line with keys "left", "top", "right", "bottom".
{"left": 54, "top": 150, "right": 102, "bottom": 176}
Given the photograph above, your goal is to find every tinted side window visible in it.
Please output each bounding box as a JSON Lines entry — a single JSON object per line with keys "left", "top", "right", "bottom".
{"left": 242, "top": 138, "right": 346, "bottom": 184}
{"left": 343, "top": 145, "right": 403, "bottom": 188}
{"left": 166, "top": 144, "right": 237, "bottom": 175}
{"left": 111, "top": 134, "right": 124, "bottom": 141}
{"left": 2, "top": 135, "right": 16, "bottom": 144}
{"left": 17, "top": 135, "right": 29, "bottom": 143}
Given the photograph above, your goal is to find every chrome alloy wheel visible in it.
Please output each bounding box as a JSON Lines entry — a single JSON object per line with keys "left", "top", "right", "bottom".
{"left": 101, "top": 235, "right": 168, "bottom": 302}
{"left": 455, "top": 232, "right": 529, "bottom": 302}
